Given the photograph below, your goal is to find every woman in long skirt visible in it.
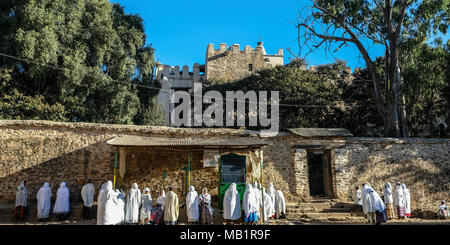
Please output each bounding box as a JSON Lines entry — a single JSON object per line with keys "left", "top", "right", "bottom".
{"left": 393, "top": 182, "right": 405, "bottom": 218}
{"left": 383, "top": 182, "right": 396, "bottom": 219}
{"left": 198, "top": 187, "right": 214, "bottom": 224}
{"left": 150, "top": 190, "right": 165, "bottom": 225}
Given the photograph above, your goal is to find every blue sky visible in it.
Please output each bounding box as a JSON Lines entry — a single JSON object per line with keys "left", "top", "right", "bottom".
{"left": 112, "top": 0, "right": 386, "bottom": 70}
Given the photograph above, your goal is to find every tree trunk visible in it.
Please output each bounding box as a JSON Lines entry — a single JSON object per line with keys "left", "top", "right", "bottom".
{"left": 384, "top": 95, "right": 401, "bottom": 137}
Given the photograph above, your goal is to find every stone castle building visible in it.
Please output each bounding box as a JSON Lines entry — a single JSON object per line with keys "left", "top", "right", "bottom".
{"left": 155, "top": 42, "right": 284, "bottom": 126}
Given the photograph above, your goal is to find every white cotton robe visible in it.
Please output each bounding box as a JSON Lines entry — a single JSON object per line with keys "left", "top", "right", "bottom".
{"left": 156, "top": 190, "right": 166, "bottom": 210}
{"left": 268, "top": 183, "right": 276, "bottom": 217}
{"left": 402, "top": 183, "right": 411, "bottom": 214}
{"left": 253, "top": 182, "right": 262, "bottom": 218}
{"left": 125, "top": 183, "right": 141, "bottom": 223}
{"left": 101, "top": 181, "right": 122, "bottom": 225}
{"left": 186, "top": 186, "right": 199, "bottom": 222}
{"left": 262, "top": 188, "right": 273, "bottom": 222}
{"left": 140, "top": 188, "right": 153, "bottom": 222}
{"left": 36, "top": 182, "right": 52, "bottom": 218}
{"left": 275, "top": 190, "right": 286, "bottom": 218}
{"left": 353, "top": 189, "right": 362, "bottom": 205}
{"left": 53, "top": 182, "right": 70, "bottom": 214}
{"left": 81, "top": 183, "right": 95, "bottom": 207}
{"left": 116, "top": 189, "right": 126, "bottom": 224}
{"left": 368, "top": 188, "right": 386, "bottom": 212}
{"left": 15, "top": 181, "right": 27, "bottom": 207}
{"left": 361, "top": 185, "right": 374, "bottom": 214}
{"left": 384, "top": 183, "right": 393, "bottom": 204}
{"left": 393, "top": 184, "right": 405, "bottom": 207}
{"left": 164, "top": 190, "right": 179, "bottom": 222}
{"left": 243, "top": 184, "right": 258, "bottom": 219}
{"left": 97, "top": 183, "right": 106, "bottom": 225}
{"left": 223, "top": 183, "right": 241, "bottom": 220}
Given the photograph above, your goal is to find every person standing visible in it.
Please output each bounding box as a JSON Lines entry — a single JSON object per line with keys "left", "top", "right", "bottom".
{"left": 437, "top": 200, "right": 448, "bottom": 219}
{"left": 198, "top": 187, "right": 214, "bottom": 224}
{"left": 267, "top": 183, "right": 276, "bottom": 219}
{"left": 393, "top": 182, "right": 405, "bottom": 219}
{"left": 36, "top": 182, "right": 52, "bottom": 221}
{"left": 15, "top": 180, "right": 28, "bottom": 221}
{"left": 243, "top": 184, "right": 258, "bottom": 225}
{"left": 140, "top": 187, "right": 152, "bottom": 225}
{"left": 164, "top": 186, "right": 179, "bottom": 225}
{"left": 275, "top": 189, "right": 286, "bottom": 219}
{"left": 262, "top": 188, "right": 273, "bottom": 223}
{"left": 53, "top": 182, "right": 70, "bottom": 220}
{"left": 101, "top": 181, "right": 122, "bottom": 225}
{"left": 150, "top": 189, "right": 165, "bottom": 225}
{"left": 81, "top": 179, "right": 95, "bottom": 220}
{"left": 353, "top": 186, "right": 362, "bottom": 207}
{"left": 223, "top": 183, "right": 241, "bottom": 225}
{"left": 368, "top": 187, "right": 387, "bottom": 225}
{"left": 361, "top": 183, "right": 375, "bottom": 223}
{"left": 252, "top": 181, "right": 262, "bottom": 220}
{"left": 383, "top": 182, "right": 396, "bottom": 219}
{"left": 125, "top": 183, "right": 141, "bottom": 224}
{"left": 96, "top": 183, "right": 106, "bottom": 225}
{"left": 186, "top": 186, "right": 199, "bottom": 224}
{"left": 402, "top": 183, "right": 411, "bottom": 218}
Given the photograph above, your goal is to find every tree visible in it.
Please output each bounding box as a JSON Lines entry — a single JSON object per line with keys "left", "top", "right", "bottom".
{"left": 296, "top": 0, "right": 449, "bottom": 137}
{"left": 0, "top": 0, "right": 156, "bottom": 124}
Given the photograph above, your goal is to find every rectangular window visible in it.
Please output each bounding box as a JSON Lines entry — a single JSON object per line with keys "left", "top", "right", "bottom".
{"left": 221, "top": 157, "right": 245, "bottom": 183}
{"left": 248, "top": 64, "right": 253, "bottom": 72}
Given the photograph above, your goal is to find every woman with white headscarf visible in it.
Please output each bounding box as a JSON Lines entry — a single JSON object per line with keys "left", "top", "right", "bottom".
{"left": 401, "top": 183, "right": 411, "bottom": 218}
{"left": 243, "top": 184, "right": 258, "bottom": 224}
{"left": 97, "top": 183, "right": 106, "bottom": 225}
{"left": 81, "top": 180, "right": 95, "bottom": 220}
{"left": 15, "top": 180, "right": 28, "bottom": 221}
{"left": 275, "top": 189, "right": 286, "bottom": 219}
{"left": 253, "top": 181, "right": 262, "bottom": 219}
{"left": 150, "top": 189, "right": 165, "bottom": 225}
{"left": 199, "top": 187, "right": 214, "bottom": 224}
{"left": 186, "top": 186, "right": 199, "bottom": 223}
{"left": 36, "top": 182, "right": 52, "bottom": 221}
{"left": 393, "top": 182, "right": 405, "bottom": 219}
{"left": 101, "top": 181, "right": 122, "bottom": 225}
{"left": 53, "top": 182, "right": 70, "bottom": 219}
{"left": 223, "top": 183, "right": 241, "bottom": 224}
{"left": 125, "top": 183, "right": 141, "bottom": 224}
{"left": 383, "top": 182, "right": 395, "bottom": 219}
{"left": 140, "top": 187, "right": 153, "bottom": 225}
{"left": 116, "top": 188, "right": 126, "bottom": 224}
{"left": 262, "top": 188, "right": 273, "bottom": 223}
{"left": 361, "top": 184, "right": 375, "bottom": 223}
{"left": 267, "top": 183, "right": 276, "bottom": 218}
{"left": 368, "top": 186, "right": 387, "bottom": 224}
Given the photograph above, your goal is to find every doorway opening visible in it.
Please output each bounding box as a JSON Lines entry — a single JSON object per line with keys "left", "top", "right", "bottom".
{"left": 307, "top": 150, "right": 334, "bottom": 198}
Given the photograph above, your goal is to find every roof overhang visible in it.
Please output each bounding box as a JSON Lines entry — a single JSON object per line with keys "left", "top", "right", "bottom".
{"left": 288, "top": 128, "right": 353, "bottom": 137}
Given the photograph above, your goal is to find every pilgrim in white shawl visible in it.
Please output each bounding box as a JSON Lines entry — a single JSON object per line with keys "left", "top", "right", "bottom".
{"left": 81, "top": 179, "right": 95, "bottom": 220}
{"left": 267, "top": 183, "right": 276, "bottom": 218}
{"left": 437, "top": 200, "right": 448, "bottom": 219}
{"left": 96, "top": 183, "right": 106, "bottom": 225}
{"left": 262, "top": 188, "right": 273, "bottom": 223}
{"left": 116, "top": 189, "right": 126, "bottom": 224}
{"left": 383, "top": 182, "right": 395, "bottom": 219}
{"left": 243, "top": 184, "right": 258, "bottom": 224}
{"left": 353, "top": 186, "right": 362, "bottom": 206}
{"left": 223, "top": 183, "right": 241, "bottom": 224}
{"left": 367, "top": 187, "right": 387, "bottom": 224}
{"left": 199, "top": 187, "right": 214, "bottom": 224}
{"left": 393, "top": 181, "right": 405, "bottom": 218}
{"left": 186, "top": 186, "right": 199, "bottom": 223}
{"left": 150, "top": 189, "right": 165, "bottom": 225}
{"left": 125, "top": 183, "right": 141, "bottom": 224}
{"left": 361, "top": 184, "right": 375, "bottom": 223}
{"left": 36, "top": 182, "right": 52, "bottom": 221}
{"left": 15, "top": 180, "right": 28, "bottom": 221}
{"left": 140, "top": 187, "right": 153, "bottom": 225}
{"left": 101, "top": 181, "right": 122, "bottom": 225}
{"left": 164, "top": 186, "right": 179, "bottom": 225}
{"left": 275, "top": 189, "right": 286, "bottom": 219}
{"left": 401, "top": 183, "right": 411, "bottom": 217}
{"left": 253, "top": 181, "right": 262, "bottom": 219}
{"left": 53, "top": 182, "right": 70, "bottom": 219}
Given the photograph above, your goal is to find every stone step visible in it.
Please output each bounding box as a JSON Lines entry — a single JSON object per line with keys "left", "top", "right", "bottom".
{"left": 302, "top": 212, "right": 353, "bottom": 219}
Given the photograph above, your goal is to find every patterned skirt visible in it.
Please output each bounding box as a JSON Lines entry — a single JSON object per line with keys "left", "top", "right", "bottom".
{"left": 396, "top": 205, "right": 405, "bottom": 218}
{"left": 385, "top": 203, "right": 396, "bottom": 219}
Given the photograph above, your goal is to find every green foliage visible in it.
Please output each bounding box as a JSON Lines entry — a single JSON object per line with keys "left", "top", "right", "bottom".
{"left": 0, "top": 0, "right": 157, "bottom": 124}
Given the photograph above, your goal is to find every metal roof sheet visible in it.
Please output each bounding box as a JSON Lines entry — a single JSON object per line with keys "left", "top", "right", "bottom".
{"left": 288, "top": 128, "right": 353, "bottom": 137}
{"left": 106, "top": 135, "right": 268, "bottom": 147}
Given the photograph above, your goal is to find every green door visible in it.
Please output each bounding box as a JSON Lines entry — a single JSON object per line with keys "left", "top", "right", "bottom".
{"left": 218, "top": 154, "right": 246, "bottom": 210}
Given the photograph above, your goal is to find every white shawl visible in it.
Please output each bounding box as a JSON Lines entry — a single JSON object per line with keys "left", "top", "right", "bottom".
{"left": 53, "top": 182, "right": 70, "bottom": 214}
{"left": 384, "top": 182, "right": 393, "bottom": 204}
{"left": 81, "top": 183, "right": 95, "bottom": 207}
{"left": 15, "top": 180, "right": 27, "bottom": 207}
{"left": 36, "top": 182, "right": 52, "bottom": 218}
{"left": 125, "top": 183, "right": 141, "bottom": 223}
{"left": 186, "top": 186, "right": 199, "bottom": 221}
{"left": 243, "top": 184, "right": 258, "bottom": 218}
{"left": 223, "top": 183, "right": 241, "bottom": 220}
{"left": 275, "top": 190, "right": 286, "bottom": 218}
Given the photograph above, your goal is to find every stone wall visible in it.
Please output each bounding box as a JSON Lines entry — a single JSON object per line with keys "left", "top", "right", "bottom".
{"left": 344, "top": 137, "right": 450, "bottom": 212}
{"left": 0, "top": 120, "right": 448, "bottom": 214}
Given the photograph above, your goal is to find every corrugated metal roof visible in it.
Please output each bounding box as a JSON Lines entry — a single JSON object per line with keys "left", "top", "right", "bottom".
{"left": 106, "top": 135, "right": 268, "bottom": 147}
{"left": 288, "top": 128, "right": 353, "bottom": 137}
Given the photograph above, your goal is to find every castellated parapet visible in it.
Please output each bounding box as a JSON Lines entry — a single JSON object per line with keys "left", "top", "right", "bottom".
{"left": 205, "top": 42, "right": 284, "bottom": 82}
